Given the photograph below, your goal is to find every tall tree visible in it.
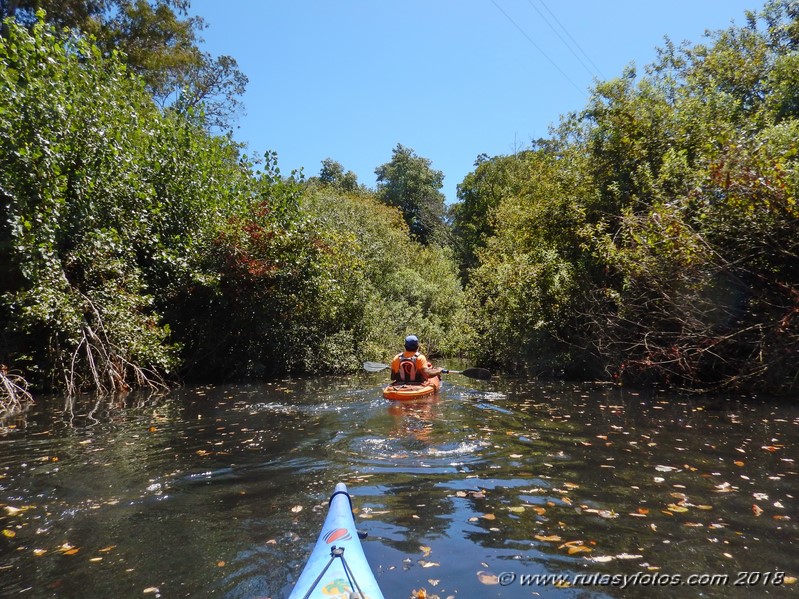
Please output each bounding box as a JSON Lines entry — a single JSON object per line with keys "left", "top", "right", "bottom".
{"left": 0, "top": 0, "right": 246, "bottom": 130}
{"left": 318, "top": 158, "right": 359, "bottom": 193}
{"left": 374, "top": 144, "right": 446, "bottom": 246}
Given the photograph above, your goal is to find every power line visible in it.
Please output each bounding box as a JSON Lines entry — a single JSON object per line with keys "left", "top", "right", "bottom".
{"left": 535, "top": 0, "right": 605, "bottom": 79}
{"left": 489, "top": 0, "right": 586, "bottom": 97}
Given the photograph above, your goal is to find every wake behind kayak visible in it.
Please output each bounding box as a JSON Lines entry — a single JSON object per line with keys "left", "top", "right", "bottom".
{"left": 288, "top": 483, "right": 384, "bottom": 599}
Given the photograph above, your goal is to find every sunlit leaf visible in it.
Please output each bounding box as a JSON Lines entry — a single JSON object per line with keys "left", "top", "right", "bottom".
{"left": 419, "top": 560, "right": 440, "bottom": 568}
{"left": 2, "top": 529, "right": 16, "bottom": 538}
{"left": 655, "top": 465, "right": 677, "bottom": 472}
{"left": 752, "top": 504, "right": 764, "bottom": 517}
{"left": 567, "top": 545, "right": 592, "bottom": 555}
{"left": 532, "top": 506, "right": 546, "bottom": 516}
{"left": 481, "top": 513, "right": 496, "bottom": 520}
{"left": 734, "top": 461, "right": 745, "bottom": 467}
{"left": 476, "top": 571, "right": 499, "bottom": 585}
{"left": 33, "top": 549, "right": 47, "bottom": 556}
{"left": 143, "top": 588, "right": 160, "bottom": 594}
{"left": 783, "top": 576, "right": 797, "bottom": 584}
{"left": 507, "top": 506, "right": 525, "bottom": 513}
{"left": 667, "top": 504, "right": 689, "bottom": 513}
{"left": 290, "top": 505, "right": 303, "bottom": 513}
{"left": 534, "top": 534, "right": 562, "bottom": 542}
{"left": 420, "top": 545, "right": 432, "bottom": 557}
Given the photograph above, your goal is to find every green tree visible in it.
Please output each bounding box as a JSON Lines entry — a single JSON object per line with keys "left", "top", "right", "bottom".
{"left": 0, "top": 0, "right": 247, "bottom": 130}
{"left": 375, "top": 144, "right": 447, "bottom": 246}
{"left": 317, "top": 158, "right": 360, "bottom": 193}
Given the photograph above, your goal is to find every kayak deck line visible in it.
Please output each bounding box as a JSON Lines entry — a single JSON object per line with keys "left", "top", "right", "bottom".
{"left": 296, "top": 545, "right": 367, "bottom": 599}
{"left": 288, "top": 483, "right": 385, "bottom": 599}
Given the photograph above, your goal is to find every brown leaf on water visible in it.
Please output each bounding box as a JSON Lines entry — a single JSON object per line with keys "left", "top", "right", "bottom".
{"left": 752, "top": 504, "right": 764, "bottom": 517}
{"left": 567, "top": 545, "right": 592, "bottom": 555}
{"left": 734, "top": 460, "right": 745, "bottom": 467}
{"left": 532, "top": 506, "right": 546, "bottom": 516}
{"left": 535, "top": 534, "right": 562, "bottom": 542}
{"left": 420, "top": 545, "right": 432, "bottom": 557}
{"left": 667, "top": 504, "right": 689, "bottom": 513}
{"left": 481, "top": 513, "right": 496, "bottom": 520}
{"left": 476, "top": 571, "right": 499, "bottom": 585}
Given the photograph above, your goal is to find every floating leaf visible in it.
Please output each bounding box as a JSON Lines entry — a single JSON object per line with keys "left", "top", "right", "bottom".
{"left": 290, "top": 505, "right": 303, "bottom": 513}
{"left": 532, "top": 506, "right": 546, "bottom": 516}
{"left": 655, "top": 465, "right": 677, "bottom": 472}
{"left": 534, "top": 534, "right": 562, "bottom": 542}
{"left": 2, "top": 529, "right": 16, "bottom": 538}
{"left": 481, "top": 513, "right": 496, "bottom": 520}
{"left": 420, "top": 545, "right": 432, "bottom": 557}
{"left": 476, "top": 571, "right": 499, "bottom": 585}
{"left": 567, "top": 545, "right": 592, "bottom": 555}
{"left": 33, "top": 549, "right": 47, "bottom": 556}
{"left": 752, "top": 504, "right": 764, "bottom": 517}
{"left": 592, "top": 555, "right": 614, "bottom": 563}
{"left": 667, "top": 504, "right": 689, "bottom": 513}
{"left": 507, "top": 506, "right": 525, "bottom": 513}
{"left": 143, "top": 588, "right": 160, "bottom": 594}
{"left": 419, "top": 560, "right": 440, "bottom": 568}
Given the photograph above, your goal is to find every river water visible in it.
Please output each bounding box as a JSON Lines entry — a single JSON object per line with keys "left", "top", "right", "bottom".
{"left": 1, "top": 373, "right": 797, "bottom": 598}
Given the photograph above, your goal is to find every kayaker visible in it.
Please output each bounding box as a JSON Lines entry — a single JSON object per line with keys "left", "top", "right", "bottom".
{"left": 390, "top": 335, "right": 443, "bottom": 383}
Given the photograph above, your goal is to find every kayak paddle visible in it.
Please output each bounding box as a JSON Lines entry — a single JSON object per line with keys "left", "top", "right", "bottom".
{"left": 362, "top": 361, "right": 492, "bottom": 380}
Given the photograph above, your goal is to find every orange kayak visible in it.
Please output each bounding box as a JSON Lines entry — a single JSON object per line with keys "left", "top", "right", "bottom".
{"left": 383, "top": 376, "right": 441, "bottom": 401}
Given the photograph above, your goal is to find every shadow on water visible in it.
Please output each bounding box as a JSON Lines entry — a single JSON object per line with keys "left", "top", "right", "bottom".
{"left": 1, "top": 374, "right": 797, "bottom": 598}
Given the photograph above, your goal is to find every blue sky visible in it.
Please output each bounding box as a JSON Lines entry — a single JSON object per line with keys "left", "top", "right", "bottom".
{"left": 190, "top": 0, "right": 759, "bottom": 203}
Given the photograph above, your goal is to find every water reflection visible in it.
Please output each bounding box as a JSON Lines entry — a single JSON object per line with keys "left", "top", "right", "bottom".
{"left": 0, "top": 376, "right": 797, "bottom": 598}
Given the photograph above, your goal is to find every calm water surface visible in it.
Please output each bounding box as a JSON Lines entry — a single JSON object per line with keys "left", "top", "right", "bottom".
{"left": 1, "top": 373, "right": 797, "bottom": 598}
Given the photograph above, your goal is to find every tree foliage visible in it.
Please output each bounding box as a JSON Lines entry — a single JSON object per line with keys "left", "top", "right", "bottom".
{"left": 452, "top": 0, "right": 799, "bottom": 394}
{"left": 0, "top": 0, "right": 247, "bottom": 130}
{"left": 375, "top": 144, "right": 447, "bottom": 246}
{"left": 0, "top": 17, "right": 465, "bottom": 400}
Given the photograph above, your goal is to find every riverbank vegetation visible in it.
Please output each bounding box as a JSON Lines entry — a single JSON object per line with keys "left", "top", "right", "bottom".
{"left": 1, "top": 1, "right": 797, "bottom": 407}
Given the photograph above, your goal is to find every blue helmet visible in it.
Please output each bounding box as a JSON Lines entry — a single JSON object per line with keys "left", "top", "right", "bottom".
{"left": 404, "top": 335, "right": 419, "bottom": 351}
